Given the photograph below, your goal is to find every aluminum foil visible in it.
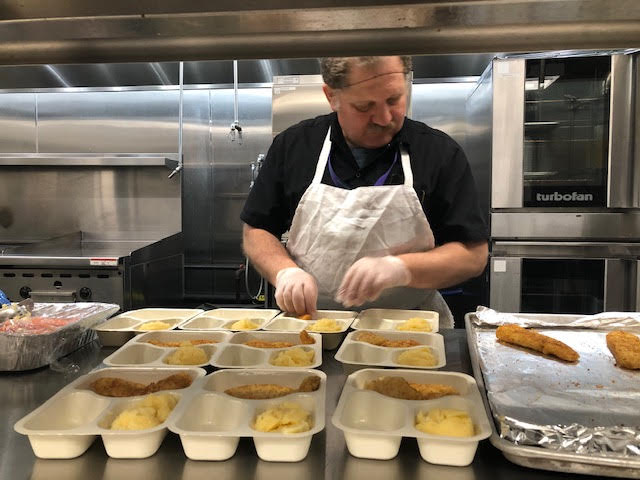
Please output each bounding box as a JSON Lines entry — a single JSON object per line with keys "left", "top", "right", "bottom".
{"left": 473, "top": 306, "right": 640, "bottom": 332}
{"left": 0, "top": 302, "right": 119, "bottom": 371}
{"left": 470, "top": 308, "right": 640, "bottom": 458}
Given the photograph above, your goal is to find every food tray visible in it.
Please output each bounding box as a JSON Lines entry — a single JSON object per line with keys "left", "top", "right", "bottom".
{"left": 94, "top": 308, "right": 204, "bottom": 347}
{"left": 334, "top": 330, "right": 446, "bottom": 374}
{"left": 0, "top": 302, "right": 120, "bottom": 371}
{"left": 213, "top": 331, "right": 322, "bottom": 370}
{"left": 465, "top": 311, "right": 640, "bottom": 478}
{"left": 14, "top": 367, "right": 206, "bottom": 459}
{"left": 103, "top": 330, "right": 323, "bottom": 370}
{"left": 352, "top": 309, "right": 439, "bottom": 333}
{"left": 264, "top": 310, "right": 357, "bottom": 350}
{"left": 169, "top": 369, "right": 326, "bottom": 462}
{"left": 179, "top": 308, "right": 280, "bottom": 331}
{"left": 331, "top": 368, "right": 491, "bottom": 465}
{"left": 103, "top": 330, "right": 234, "bottom": 368}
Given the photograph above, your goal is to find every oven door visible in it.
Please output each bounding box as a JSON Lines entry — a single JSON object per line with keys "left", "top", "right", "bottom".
{"left": 492, "top": 52, "right": 637, "bottom": 209}
{"left": 490, "top": 242, "right": 639, "bottom": 314}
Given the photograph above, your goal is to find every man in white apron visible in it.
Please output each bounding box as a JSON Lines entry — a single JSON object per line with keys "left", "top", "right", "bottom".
{"left": 241, "top": 56, "right": 488, "bottom": 329}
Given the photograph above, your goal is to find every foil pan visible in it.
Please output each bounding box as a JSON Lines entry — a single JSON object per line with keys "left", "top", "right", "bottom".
{"left": 466, "top": 309, "right": 640, "bottom": 478}
{"left": 0, "top": 302, "right": 119, "bottom": 371}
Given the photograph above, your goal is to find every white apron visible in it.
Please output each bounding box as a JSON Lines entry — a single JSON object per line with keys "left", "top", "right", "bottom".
{"left": 286, "top": 127, "right": 454, "bottom": 328}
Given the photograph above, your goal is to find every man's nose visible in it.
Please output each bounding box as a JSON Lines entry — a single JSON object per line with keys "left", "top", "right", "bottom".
{"left": 371, "top": 104, "right": 393, "bottom": 126}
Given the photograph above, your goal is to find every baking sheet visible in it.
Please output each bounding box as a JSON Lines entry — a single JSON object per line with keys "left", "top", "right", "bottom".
{"left": 467, "top": 308, "right": 640, "bottom": 467}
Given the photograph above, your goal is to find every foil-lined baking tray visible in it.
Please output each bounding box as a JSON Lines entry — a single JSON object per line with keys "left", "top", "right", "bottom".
{"left": 465, "top": 308, "right": 640, "bottom": 478}
{"left": 0, "top": 302, "right": 119, "bottom": 371}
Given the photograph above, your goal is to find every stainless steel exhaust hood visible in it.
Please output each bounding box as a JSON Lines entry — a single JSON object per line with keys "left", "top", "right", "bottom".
{"left": 0, "top": 1, "right": 639, "bottom": 65}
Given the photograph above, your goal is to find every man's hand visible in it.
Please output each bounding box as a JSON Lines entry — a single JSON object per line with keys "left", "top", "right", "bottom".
{"left": 336, "top": 256, "right": 411, "bottom": 307}
{"left": 275, "top": 267, "right": 318, "bottom": 315}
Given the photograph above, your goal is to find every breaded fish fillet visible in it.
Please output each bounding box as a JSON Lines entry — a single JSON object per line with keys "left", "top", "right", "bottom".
{"left": 356, "top": 331, "right": 420, "bottom": 348}
{"left": 606, "top": 330, "right": 640, "bottom": 369}
{"left": 89, "top": 373, "right": 193, "bottom": 397}
{"left": 224, "top": 375, "right": 321, "bottom": 399}
{"left": 244, "top": 340, "right": 294, "bottom": 348}
{"left": 90, "top": 377, "right": 147, "bottom": 397}
{"left": 147, "top": 339, "right": 216, "bottom": 347}
{"left": 244, "top": 330, "right": 315, "bottom": 348}
{"left": 363, "top": 376, "right": 458, "bottom": 400}
{"left": 408, "top": 382, "right": 459, "bottom": 399}
{"left": 496, "top": 324, "right": 579, "bottom": 362}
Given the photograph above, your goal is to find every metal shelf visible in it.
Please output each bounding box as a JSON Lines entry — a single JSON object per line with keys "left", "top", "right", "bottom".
{"left": 0, "top": 154, "right": 180, "bottom": 167}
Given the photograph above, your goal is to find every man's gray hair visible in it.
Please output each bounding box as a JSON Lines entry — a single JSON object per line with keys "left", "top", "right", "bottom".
{"left": 321, "top": 56, "right": 412, "bottom": 89}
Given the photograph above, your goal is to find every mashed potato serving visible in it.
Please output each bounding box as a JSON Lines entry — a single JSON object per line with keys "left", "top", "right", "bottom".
{"left": 308, "top": 318, "right": 342, "bottom": 332}
{"left": 110, "top": 393, "right": 178, "bottom": 430}
{"left": 395, "top": 317, "right": 432, "bottom": 332}
{"left": 415, "top": 408, "right": 474, "bottom": 437}
{"left": 395, "top": 347, "right": 437, "bottom": 366}
{"left": 270, "top": 347, "right": 315, "bottom": 366}
{"left": 164, "top": 345, "right": 208, "bottom": 365}
{"left": 231, "top": 318, "right": 260, "bottom": 330}
{"left": 253, "top": 402, "right": 313, "bottom": 433}
{"left": 137, "top": 321, "right": 172, "bottom": 331}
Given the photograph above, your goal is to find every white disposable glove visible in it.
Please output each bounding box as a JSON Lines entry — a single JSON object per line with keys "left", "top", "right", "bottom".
{"left": 336, "top": 256, "right": 411, "bottom": 307}
{"left": 275, "top": 267, "right": 318, "bottom": 316}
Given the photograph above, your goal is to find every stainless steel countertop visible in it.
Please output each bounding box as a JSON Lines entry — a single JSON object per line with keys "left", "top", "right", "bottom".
{"left": 1, "top": 330, "right": 592, "bottom": 480}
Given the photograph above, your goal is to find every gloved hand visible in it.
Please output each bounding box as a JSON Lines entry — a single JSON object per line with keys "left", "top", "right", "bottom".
{"left": 275, "top": 267, "right": 318, "bottom": 316}
{"left": 336, "top": 256, "right": 411, "bottom": 307}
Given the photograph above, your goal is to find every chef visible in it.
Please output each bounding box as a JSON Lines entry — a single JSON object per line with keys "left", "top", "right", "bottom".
{"left": 240, "top": 55, "right": 488, "bottom": 328}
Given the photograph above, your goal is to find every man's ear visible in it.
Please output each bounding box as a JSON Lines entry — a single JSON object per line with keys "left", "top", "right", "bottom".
{"left": 322, "top": 84, "right": 340, "bottom": 111}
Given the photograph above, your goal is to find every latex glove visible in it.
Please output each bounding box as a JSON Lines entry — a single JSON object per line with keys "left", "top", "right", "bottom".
{"left": 275, "top": 267, "right": 318, "bottom": 316}
{"left": 336, "top": 256, "right": 411, "bottom": 307}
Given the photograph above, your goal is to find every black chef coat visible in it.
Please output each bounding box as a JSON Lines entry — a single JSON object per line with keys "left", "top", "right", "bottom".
{"left": 241, "top": 112, "right": 488, "bottom": 246}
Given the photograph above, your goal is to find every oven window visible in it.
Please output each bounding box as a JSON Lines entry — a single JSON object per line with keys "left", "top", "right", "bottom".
{"left": 523, "top": 56, "right": 611, "bottom": 207}
{"left": 521, "top": 259, "right": 604, "bottom": 314}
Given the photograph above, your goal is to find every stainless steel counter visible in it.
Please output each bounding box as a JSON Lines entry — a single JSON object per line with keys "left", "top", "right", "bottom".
{"left": 1, "top": 330, "right": 593, "bottom": 480}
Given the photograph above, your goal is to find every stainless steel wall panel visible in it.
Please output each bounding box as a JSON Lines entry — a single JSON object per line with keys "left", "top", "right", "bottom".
{"left": 272, "top": 76, "right": 331, "bottom": 137}
{"left": 0, "top": 93, "right": 36, "bottom": 152}
{"left": 0, "top": 166, "right": 180, "bottom": 243}
{"left": 492, "top": 59, "right": 525, "bottom": 208}
{"left": 209, "top": 88, "right": 272, "bottom": 264}
{"left": 181, "top": 89, "right": 213, "bottom": 265}
{"left": 36, "top": 90, "right": 179, "bottom": 153}
{"left": 410, "top": 82, "right": 476, "bottom": 151}
{"left": 465, "top": 67, "right": 493, "bottom": 221}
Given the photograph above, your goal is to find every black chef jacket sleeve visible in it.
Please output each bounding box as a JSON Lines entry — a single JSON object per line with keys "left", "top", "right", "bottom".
{"left": 240, "top": 133, "right": 290, "bottom": 238}
{"left": 426, "top": 146, "right": 488, "bottom": 245}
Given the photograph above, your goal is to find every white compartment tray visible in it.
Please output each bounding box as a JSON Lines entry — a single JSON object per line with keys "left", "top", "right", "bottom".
{"left": 179, "top": 308, "right": 281, "bottom": 331}
{"left": 104, "top": 330, "right": 323, "bottom": 370}
{"left": 264, "top": 310, "right": 357, "bottom": 350}
{"left": 14, "top": 367, "right": 206, "bottom": 459}
{"left": 335, "top": 330, "right": 446, "bottom": 373}
{"left": 331, "top": 368, "right": 491, "bottom": 466}
{"left": 94, "top": 308, "right": 204, "bottom": 347}
{"left": 352, "top": 309, "right": 439, "bottom": 333}
{"left": 169, "top": 369, "right": 326, "bottom": 462}
{"left": 103, "top": 330, "right": 233, "bottom": 368}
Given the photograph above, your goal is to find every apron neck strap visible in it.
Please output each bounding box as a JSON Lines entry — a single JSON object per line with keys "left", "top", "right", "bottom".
{"left": 312, "top": 127, "right": 333, "bottom": 185}
{"left": 312, "top": 126, "right": 414, "bottom": 187}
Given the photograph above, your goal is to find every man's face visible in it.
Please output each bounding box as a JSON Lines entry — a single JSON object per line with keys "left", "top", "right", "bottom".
{"left": 323, "top": 57, "right": 408, "bottom": 149}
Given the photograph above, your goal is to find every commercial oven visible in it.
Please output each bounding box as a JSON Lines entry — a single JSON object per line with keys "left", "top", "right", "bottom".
{"left": 490, "top": 241, "right": 640, "bottom": 314}
{"left": 466, "top": 50, "right": 640, "bottom": 315}
{"left": 490, "top": 51, "right": 638, "bottom": 211}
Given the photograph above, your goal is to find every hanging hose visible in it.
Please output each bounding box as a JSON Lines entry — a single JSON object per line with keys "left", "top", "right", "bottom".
{"left": 244, "top": 255, "right": 264, "bottom": 302}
